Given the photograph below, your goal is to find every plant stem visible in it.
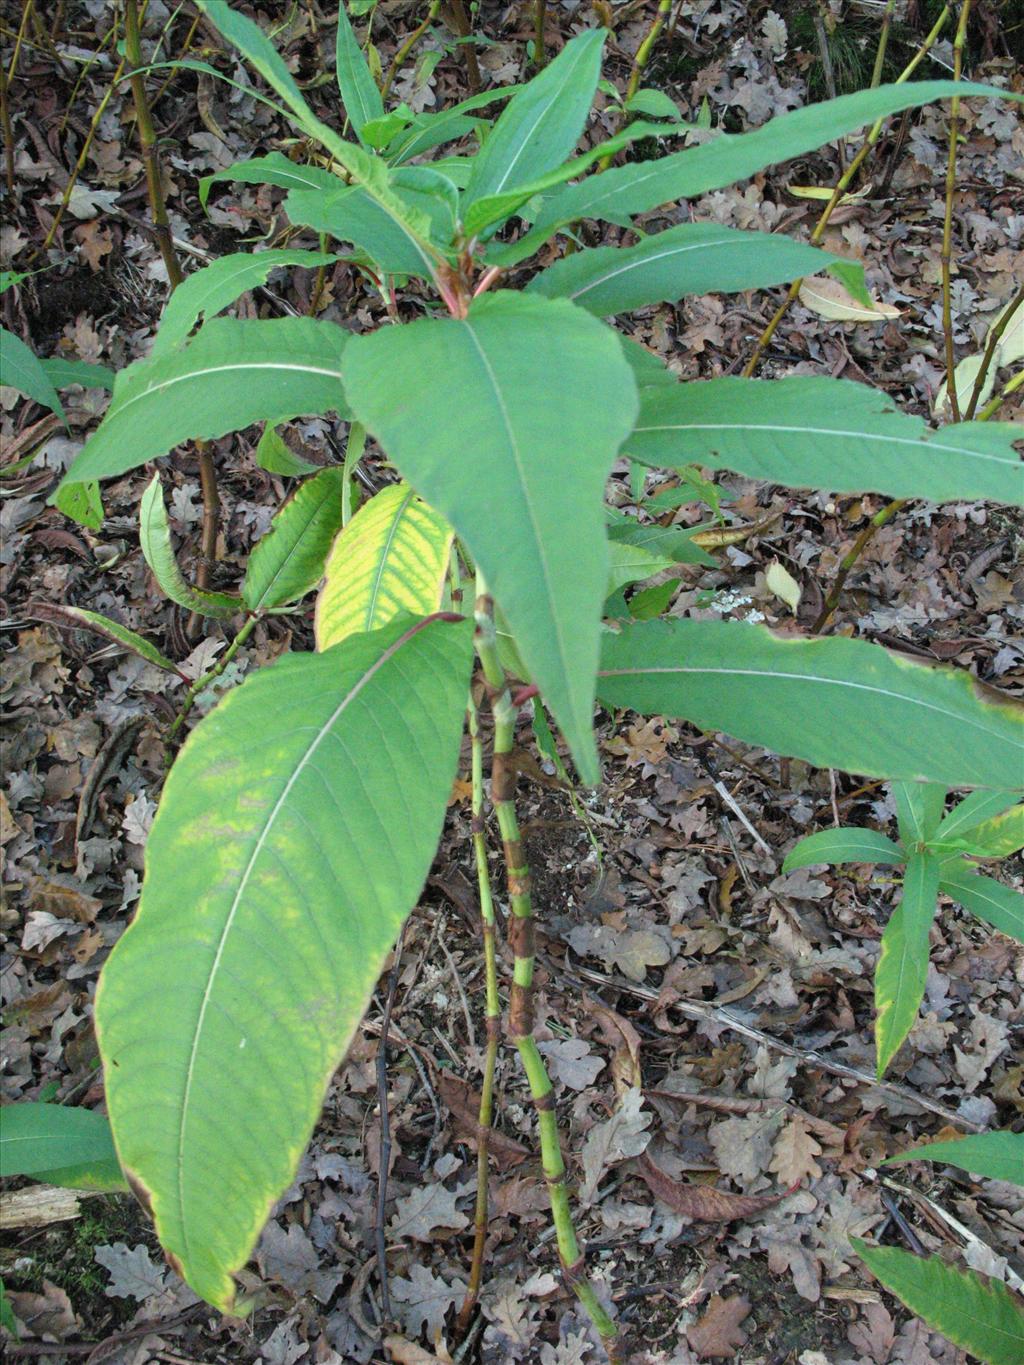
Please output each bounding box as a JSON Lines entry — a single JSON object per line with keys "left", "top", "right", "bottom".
{"left": 382, "top": 0, "right": 441, "bottom": 100}
{"left": 963, "top": 286, "right": 1022, "bottom": 421}
{"left": 447, "top": 0, "right": 482, "bottom": 92}
{"left": 742, "top": 5, "right": 951, "bottom": 378}
{"left": 812, "top": 498, "right": 904, "bottom": 634}
{"left": 975, "top": 366, "right": 1022, "bottom": 421}
{"left": 598, "top": 0, "right": 671, "bottom": 171}
{"left": 165, "top": 615, "right": 257, "bottom": 759}
{"left": 474, "top": 577, "right": 620, "bottom": 1362}
{"left": 870, "top": 0, "right": 898, "bottom": 88}
{"left": 454, "top": 693, "right": 501, "bottom": 1338}
{"left": 940, "top": 0, "right": 971, "bottom": 422}
{"left": 533, "top": 0, "right": 547, "bottom": 67}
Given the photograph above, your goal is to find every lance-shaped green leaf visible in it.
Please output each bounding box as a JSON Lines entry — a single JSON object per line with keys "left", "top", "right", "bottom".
{"left": 254, "top": 424, "right": 318, "bottom": 477}
{"left": 508, "top": 80, "right": 1024, "bottom": 261}
{"left": 625, "top": 377, "right": 1024, "bottom": 507}
{"left": 53, "top": 480, "right": 103, "bottom": 532}
{"left": 40, "top": 358, "right": 115, "bottom": 391}
{"left": 936, "top": 790, "right": 1021, "bottom": 845}
{"left": 1, "top": 326, "right": 65, "bottom": 422}
{"left": 201, "top": 152, "right": 338, "bottom": 210}
{"left": 939, "top": 866, "right": 1024, "bottom": 945}
{"left": 462, "top": 29, "right": 605, "bottom": 210}
{"left": 342, "top": 292, "right": 638, "bottom": 784}
{"left": 884, "top": 1131, "right": 1024, "bottom": 1186}
{"left": 335, "top": 2, "right": 383, "bottom": 143}
{"left": 605, "top": 538, "right": 676, "bottom": 597}
{"left": 853, "top": 1241, "right": 1024, "bottom": 1365}
{"left": 782, "top": 827, "right": 905, "bottom": 873}
{"left": 31, "top": 603, "right": 183, "bottom": 676}
{"left": 141, "top": 475, "right": 242, "bottom": 620}
{"left": 956, "top": 803, "right": 1024, "bottom": 858}
{"left": 875, "top": 850, "right": 939, "bottom": 1075}
{"left": 596, "top": 618, "right": 1024, "bottom": 789}
{"left": 242, "top": 468, "right": 345, "bottom": 612}
{"left": 96, "top": 614, "right": 474, "bottom": 1311}
{"left": 0, "top": 1103, "right": 126, "bottom": 1192}
{"left": 196, "top": 2, "right": 436, "bottom": 260}
{"left": 63, "top": 318, "right": 349, "bottom": 485}
{"left": 315, "top": 483, "right": 453, "bottom": 649}
{"left": 894, "top": 782, "right": 947, "bottom": 846}
{"left": 607, "top": 514, "right": 716, "bottom": 568}
{"left": 529, "top": 224, "right": 868, "bottom": 315}
{"left": 386, "top": 85, "right": 521, "bottom": 163}
{"left": 152, "top": 250, "right": 339, "bottom": 359}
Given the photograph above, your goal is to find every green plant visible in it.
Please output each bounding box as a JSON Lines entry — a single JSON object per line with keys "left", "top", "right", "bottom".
{"left": 784, "top": 786, "right": 1023, "bottom": 1077}
{"left": 854, "top": 1130, "right": 1024, "bottom": 1364}
{"left": 0, "top": 1102, "right": 126, "bottom": 1192}
{"left": 39, "top": 2, "right": 1024, "bottom": 1355}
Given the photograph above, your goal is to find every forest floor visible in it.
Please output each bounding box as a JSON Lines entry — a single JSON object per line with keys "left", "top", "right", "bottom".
{"left": 1, "top": 2, "right": 1022, "bottom": 1363}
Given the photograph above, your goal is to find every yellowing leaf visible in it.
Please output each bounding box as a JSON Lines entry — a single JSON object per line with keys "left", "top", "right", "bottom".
{"left": 788, "top": 183, "right": 871, "bottom": 202}
{"left": 765, "top": 559, "right": 802, "bottom": 612}
{"left": 798, "top": 276, "right": 900, "bottom": 322}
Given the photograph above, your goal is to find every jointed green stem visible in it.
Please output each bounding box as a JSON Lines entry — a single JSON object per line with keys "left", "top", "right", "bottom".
{"left": 939, "top": 0, "right": 971, "bottom": 422}
{"left": 474, "top": 576, "right": 620, "bottom": 1360}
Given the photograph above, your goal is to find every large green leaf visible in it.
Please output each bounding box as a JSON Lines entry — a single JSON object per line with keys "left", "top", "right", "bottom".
{"left": 96, "top": 614, "right": 473, "bottom": 1310}
{"left": 894, "top": 782, "right": 947, "bottom": 846}
{"left": 140, "top": 475, "right": 243, "bottom": 620}
{"left": 315, "top": 483, "right": 453, "bottom": 649}
{"left": 625, "top": 377, "right": 1024, "bottom": 506}
{"left": 40, "top": 358, "right": 115, "bottom": 391}
{"left": 462, "top": 29, "right": 605, "bottom": 210}
{"left": 335, "top": 2, "right": 384, "bottom": 144}
{"left": 936, "top": 790, "right": 1022, "bottom": 846}
{"left": 853, "top": 1241, "right": 1024, "bottom": 1365}
{"left": 342, "top": 292, "right": 638, "bottom": 784}
{"left": 502, "top": 80, "right": 1024, "bottom": 264}
{"left": 874, "top": 850, "right": 939, "bottom": 1076}
{"left": 782, "top": 827, "right": 905, "bottom": 872}
{"left": 884, "top": 1131, "right": 1024, "bottom": 1186}
{"left": 528, "top": 224, "right": 867, "bottom": 315}
{"left": 200, "top": 152, "right": 338, "bottom": 210}
{"left": 0, "top": 326, "right": 65, "bottom": 422}
{"left": 596, "top": 619, "right": 1024, "bottom": 789}
{"left": 939, "top": 866, "right": 1024, "bottom": 945}
{"left": 955, "top": 804, "right": 1024, "bottom": 858}
{"left": 63, "top": 318, "right": 348, "bottom": 485}
{"left": 152, "top": 251, "right": 338, "bottom": 359}
{"left": 242, "top": 468, "right": 345, "bottom": 612}
{"left": 0, "top": 1103, "right": 126, "bottom": 1191}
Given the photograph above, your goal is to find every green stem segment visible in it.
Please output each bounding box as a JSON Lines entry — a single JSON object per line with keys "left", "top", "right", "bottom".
{"left": 940, "top": 0, "right": 971, "bottom": 421}
{"left": 165, "top": 614, "right": 258, "bottom": 757}
{"left": 474, "top": 576, "right": 620, "bottom": 1360}
{"left": 598, "top": 0, "right": 671, "bottom": 172}
{"left": 742, "top": 4, "right": 951, "bottom": 377}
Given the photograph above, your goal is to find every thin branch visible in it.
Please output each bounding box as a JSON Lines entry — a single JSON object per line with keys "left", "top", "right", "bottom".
{"left": 939, "top": 0, "right": 971, "bottom": 422}
{"left": 963, "top": 283, "right": 1023, "bottom": 420}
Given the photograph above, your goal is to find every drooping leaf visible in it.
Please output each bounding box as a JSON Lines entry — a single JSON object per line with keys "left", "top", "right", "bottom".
{"left": 0, "top": 1103, "right": 126, "bottom": 1191}
{"left": 63, "top": 318, "right": 349, "bottom": 485}
{"left": 254, "top": 423, "right": 319, "bottom": 477}
{"left": 0, "top": 326, "right": 65, "bottom": 422}
{"left": 342, "top": 291, "right": 638, "bottom": 783}
{"left": 528, "top": 224, "right": 869, "bottom": 315}
{"left": 507, "top": 81, "right": 1024, "bottom": 261}
{"left": 200, "top": 152, "right": 338, "bottom": 210}
{"left": 939, "top": 866, "right": 1024, "bottom": 945}
{"left": 40, "top": 358, "right": 115, "bottom": 391}
{"left": 853, "top": 1241, "right": 1024, "bottom": 1365}
{"left": 152, "top": 250, "right": 339, "bottom": 358}
{"left": 315, "top": 483, "right": 453, "bottom": 649}
{"left": 884, "top": 1131, "right": 1024, "bottom": 1186}
{"left": 140, "top": 475, "right": 243, "bottom": 620}
{"left": 461, "top": 29, "right": 605, "bottom": 210}
{"left": 96, "top": 614, "right": 474, "bottom": 1311}
{"left": 596, "top": 619, "right": 1024, "bottom": 789}
{"left": 782, "top": 828, "right": 905, "bottom": 872}
{"left": 335, "top": 2, "right": 384, "bottom": 143}
{"left": 242, "top": 468, "right": 345, "bottom": 611}
{"left": 625, "top": 377, "right": 1024, "bottom": 507}
{"left": 30, "top": 603, "right": 183, "bottom": 675}
{"left": 893, "top": 782, "right": 947, "bottom": 846}
{"left": 875, "top": 851, "right": 940, "bottom": 1076}
{"left": 607, "top": 514, "right": 716, "bottom": 567}
{"left": 53, "top": 479, "right": 104, "bottom": 531}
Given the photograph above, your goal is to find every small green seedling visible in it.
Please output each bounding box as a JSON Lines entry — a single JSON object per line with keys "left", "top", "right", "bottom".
{"left": 784, "top": 785, "right": 1024, "bottom": 1077}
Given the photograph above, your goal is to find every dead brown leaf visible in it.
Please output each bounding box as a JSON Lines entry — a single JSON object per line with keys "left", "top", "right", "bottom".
{"left": 438, "top": 1074, "right": 529, "bottom": 1170}
{"left": 687, "top": 1294, "right": 751, "bottom": 1359}
{"left": 637, "top": 1150, "right": 788, "bottom": 1222}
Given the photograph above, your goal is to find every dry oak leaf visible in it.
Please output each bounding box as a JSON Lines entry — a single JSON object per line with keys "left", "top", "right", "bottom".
{"left": 390, "top": 1264, "right": 466, "bottom": 1342}
{"left": 389, "top": 1183, "right": 470, "bottom": 1242}
{"left": 438, "top": 1073, "right": 529, "bottom": 1170}
{"left": 687, "top": 1294, "right": 751, "bottom": 1359}
{"left": 94, "top": 1242, "right": 168, "bottom": 1300}
{"left": 6, "top": 1279, "right": 79, "bottom": 1341}
{"left": 537, "top": 1037, "right": 605, "bottom": 1091}
{"left": 708, "top": 1112, "right": 780, "bottom": 1185}
{"left": 579, "top": 1086, "right": 653, "bottom": 1204}
{"left": 770, "top": 1114, "right": 823, "bottom": 1186}
{"left": 637, "top": 1151, "right": 789, "bottom": 1222}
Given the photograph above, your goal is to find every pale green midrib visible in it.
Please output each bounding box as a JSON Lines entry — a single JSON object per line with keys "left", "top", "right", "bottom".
{"left": 108, "top": 359, "right": 343, "bottom": 427}
{"left": 632, "top": 420, "right": 1017, "bottom": 469}
{"left": 597, "top": 665, "right": 1018, "bottom": 746}
{"left": 461, "top": 319, "right": 573, "bottom": 709}
{"left": 250, "top": 480, "right": 336, "bottom": 610}
{"left": 479, "top": 42, "right": 593, "bottom": 200}
{"left": 881, "top": 859, "right": 933, "bottom": 1036}
{"left": 157, "top": 258, "right": 299, "bottom": 353}
{"left": 566, "top": 235, "right": 820, "bottom": 303}
{"left": 173, "top": 625, "right": 426, "bottom": 1267}
{"left": 365, "top": 488, "right": 416, "bottom": 628}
